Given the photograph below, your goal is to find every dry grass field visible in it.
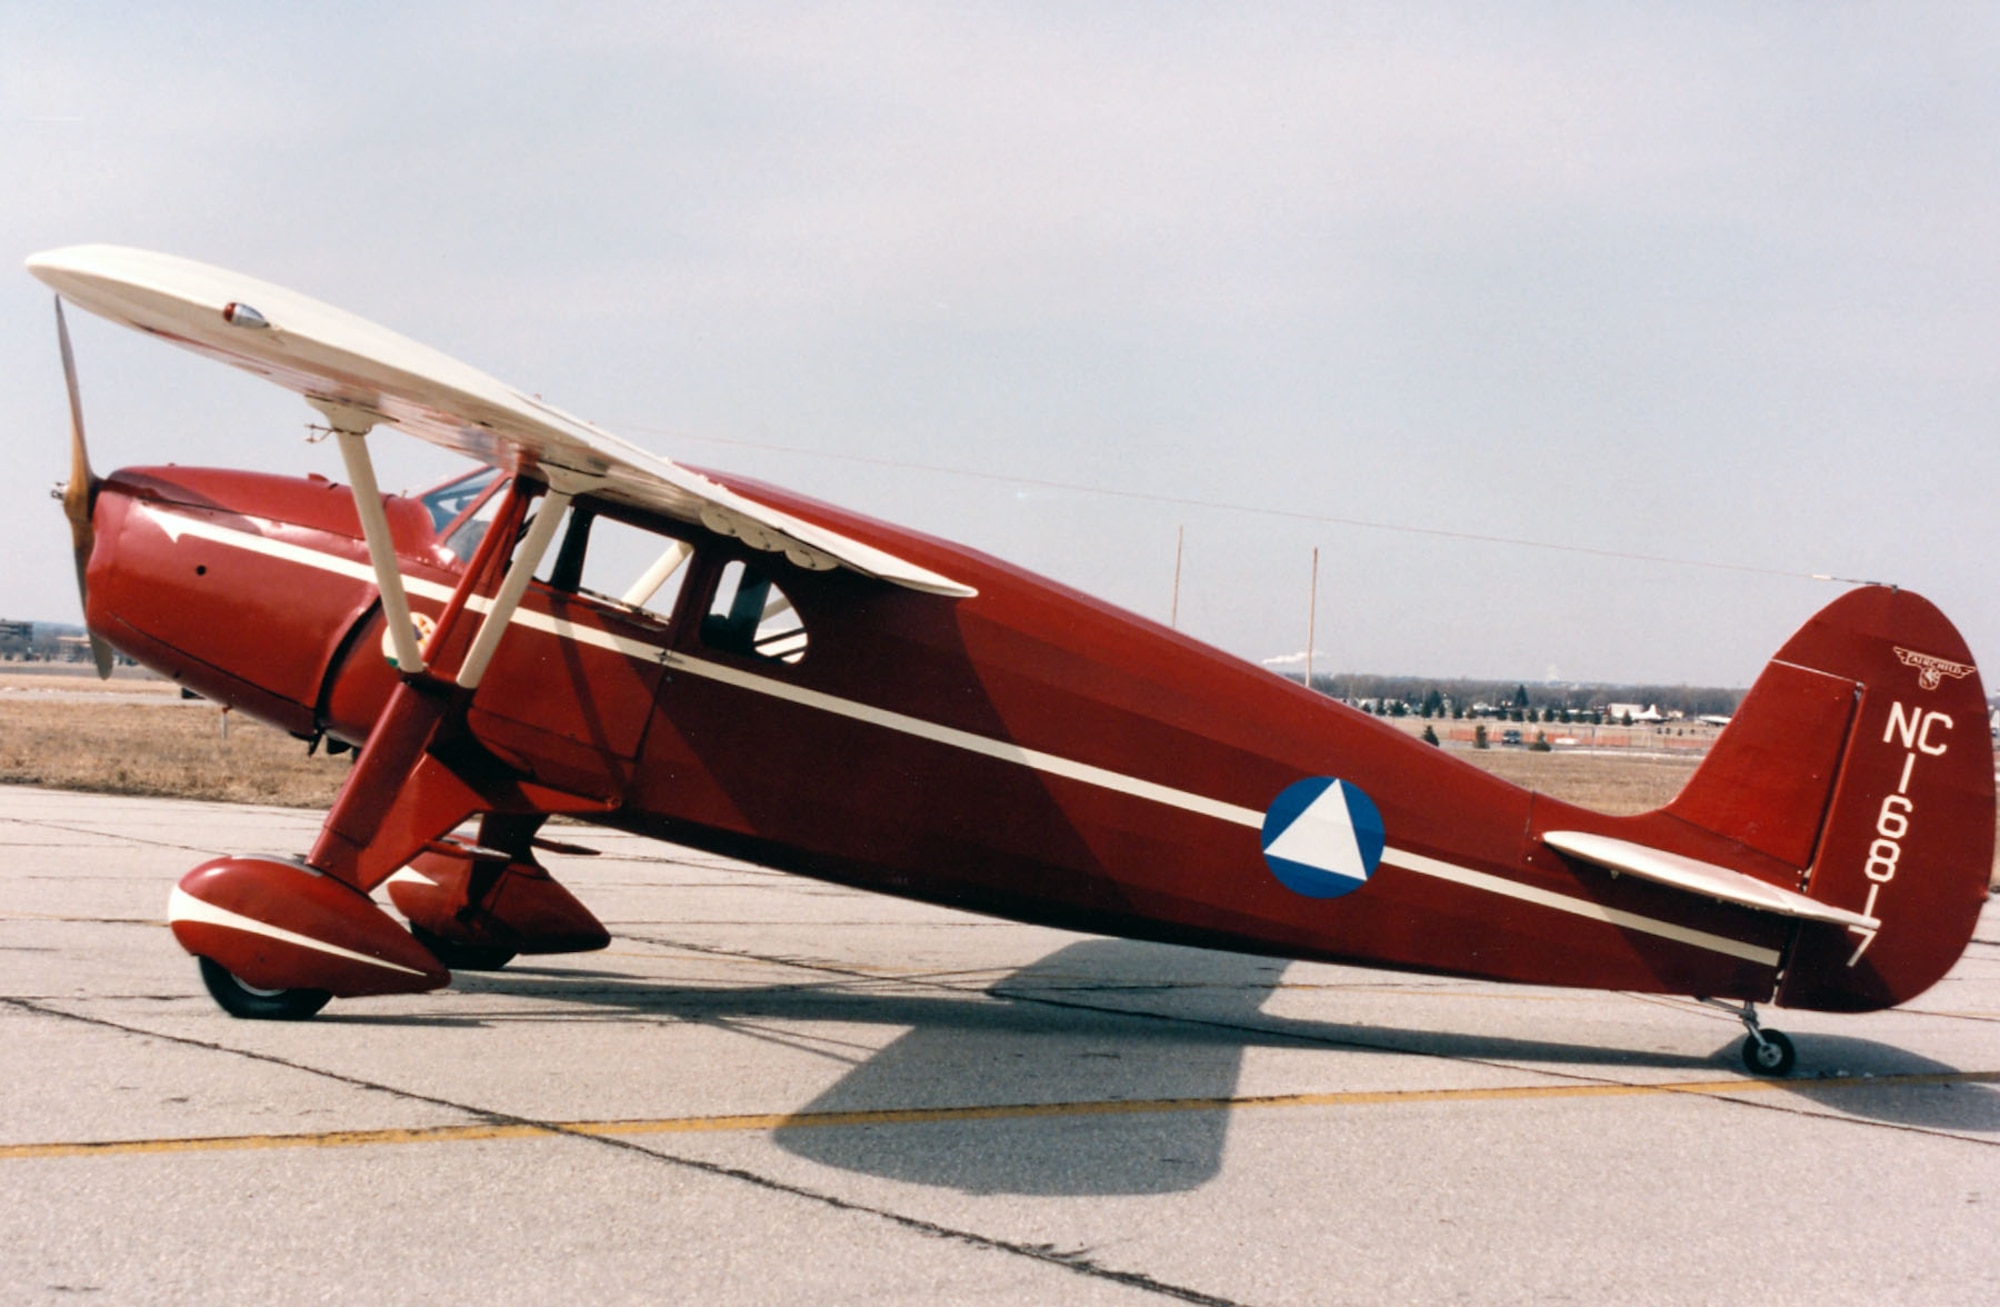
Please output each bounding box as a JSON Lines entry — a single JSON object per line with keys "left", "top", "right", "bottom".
{"left": 1456, "top": 748, "right": 1699, "bottom": 815}
{"left": 1, "top": 693, "right": 1993, "bottom": 883}
{"left": 0, "top": 698, "right": 351, "bottom": 808}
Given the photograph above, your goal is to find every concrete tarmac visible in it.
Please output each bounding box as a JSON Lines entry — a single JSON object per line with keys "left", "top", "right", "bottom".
{"left": 3, "top": 786, "right": 1996, "bottom": 1305}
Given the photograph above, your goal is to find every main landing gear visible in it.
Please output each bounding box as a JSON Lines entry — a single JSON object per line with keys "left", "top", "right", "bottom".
{"left": 167, "top": 836, "right": 613, "bottom": 1019}
{"left": 1700, "top": 998, "right": 1796, "bottom": 1077}
{"left": 197, "top": 957, "right": 332, "bottom": 1022}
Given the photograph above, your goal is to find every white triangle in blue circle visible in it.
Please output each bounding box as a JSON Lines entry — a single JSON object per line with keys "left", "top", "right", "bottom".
{"left": 1260, "top": 777, "right": 1386, "bottom": 899}
{"left": 1265, "top": 780, "right": 1370, "bottom": 882}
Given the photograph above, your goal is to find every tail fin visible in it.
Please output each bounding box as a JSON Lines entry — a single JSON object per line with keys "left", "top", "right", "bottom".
{"left": 1667, "top": 587, "right": 1993, "bottom": 1012}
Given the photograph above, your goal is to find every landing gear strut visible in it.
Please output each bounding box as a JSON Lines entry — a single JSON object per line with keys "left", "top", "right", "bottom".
{"left": 1700, "top": 998, "right": 1796, "bottom": 1077}
{"left": 408, "top": 922, "right": 517, "bottom": 972}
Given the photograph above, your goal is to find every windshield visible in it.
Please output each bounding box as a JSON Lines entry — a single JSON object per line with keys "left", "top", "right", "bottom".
{"left": 419, "top": 466, "right": 502, "bottom": 533}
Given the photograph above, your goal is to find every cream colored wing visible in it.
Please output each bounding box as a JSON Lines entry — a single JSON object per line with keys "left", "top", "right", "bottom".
{"left": 26, "top": 245, "right": 973, "bottom": 597}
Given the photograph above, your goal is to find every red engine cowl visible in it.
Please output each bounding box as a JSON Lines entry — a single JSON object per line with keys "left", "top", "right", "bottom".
{"left": 169, "top": 855, "right": 450, "bottom": 997}
{"left": 386, "top": 841, "right": 611, "bottom": 956}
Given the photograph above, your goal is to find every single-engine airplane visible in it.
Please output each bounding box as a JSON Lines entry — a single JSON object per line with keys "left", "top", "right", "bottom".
{"left": 27, "top": 245, "right": 1994, "bottom": 1077}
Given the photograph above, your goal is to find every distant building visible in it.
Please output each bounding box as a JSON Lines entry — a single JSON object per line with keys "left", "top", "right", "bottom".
{"left": 1604, "top": 702, "right": 1664, "bottom": 724}
{"left": 0, "top": 619, "right": 31, "bottom": 657}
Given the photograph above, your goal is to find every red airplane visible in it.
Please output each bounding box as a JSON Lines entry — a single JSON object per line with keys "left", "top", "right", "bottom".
{"left": 29, "top": 245, "right": 1994, "bottom": 1077}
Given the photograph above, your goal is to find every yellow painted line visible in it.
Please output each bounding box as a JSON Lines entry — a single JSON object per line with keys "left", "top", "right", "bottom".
{"left": 0, "top": 1122, "right": 553, "bottom": 1160}
{"left": 4, "top": 1069, "right": 1995, "bottom": 1162}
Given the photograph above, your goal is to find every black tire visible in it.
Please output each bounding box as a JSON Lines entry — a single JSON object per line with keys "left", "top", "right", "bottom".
{"left": 1741, "top": 1029, "right": 1797, "bottom": 1077}
{"left": 197, "top": 956, "right": 332, "bottom": 1021}
{"left": 409, "top": 923, "right": 516, "bottom": 971}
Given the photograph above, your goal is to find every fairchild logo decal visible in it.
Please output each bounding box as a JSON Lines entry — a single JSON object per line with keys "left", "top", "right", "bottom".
{"left": 1893, "top": 647, "right": 1975, "bottom": 691}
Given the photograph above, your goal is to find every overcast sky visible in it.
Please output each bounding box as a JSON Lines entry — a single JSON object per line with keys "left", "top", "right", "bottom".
{"left": 4, "top": 3, "right": 1995, "bottom": 688}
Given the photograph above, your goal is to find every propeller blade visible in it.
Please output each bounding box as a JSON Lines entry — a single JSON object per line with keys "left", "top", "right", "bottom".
{"left": 54, "top": 297, "right": 113, "bottom": 679}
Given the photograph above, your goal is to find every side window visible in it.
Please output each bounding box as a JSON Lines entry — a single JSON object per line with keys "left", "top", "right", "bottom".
{"left": 701, "top": 560, "right": 808, "bottom": 664}
{"left": 537, "top": 508, "right": 694, "bottom": 626}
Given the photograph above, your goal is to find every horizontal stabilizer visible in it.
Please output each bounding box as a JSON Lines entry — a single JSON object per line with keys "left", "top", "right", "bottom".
{"left": 1543, "top": 830, "right": 1877, "bottom": 931}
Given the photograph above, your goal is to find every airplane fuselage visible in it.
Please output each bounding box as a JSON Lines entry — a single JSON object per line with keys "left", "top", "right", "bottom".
{"left": 85, "top": 462, "right": 1801, "bottom": 1004}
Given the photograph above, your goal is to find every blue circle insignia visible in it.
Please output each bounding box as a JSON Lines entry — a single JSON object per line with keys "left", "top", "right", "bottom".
{"left": 1260, "top": 777, "right": 1386, "bottom": 899}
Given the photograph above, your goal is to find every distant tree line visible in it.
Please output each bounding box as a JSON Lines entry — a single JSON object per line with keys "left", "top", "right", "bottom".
{"left": 1297, "top": 672, "right": 1744, "bottom": 719}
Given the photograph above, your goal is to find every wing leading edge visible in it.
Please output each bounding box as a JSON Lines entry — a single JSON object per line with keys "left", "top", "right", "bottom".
{"left": 26, "top": 244, "right": 974, "bottom": 598}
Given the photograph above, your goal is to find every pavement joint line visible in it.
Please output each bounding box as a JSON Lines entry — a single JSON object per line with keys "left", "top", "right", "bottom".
{"left": 1, "top": 913, "right": 165, "bottom": 926}
{"left": 8, "top": 1067, "right": 1997, "bottom": 1163}
{"left": 1661, "top": 1063, "right": 2000, "bottom": 1148}
{"left": 1900, "top": 1008, "right": 2000, "bottom": 1023}
{"left": 0, "top": 816, "right": 229, "bottom": 855}
{"left": 0, "top": 996, "right": 1242, "bottom": 1306}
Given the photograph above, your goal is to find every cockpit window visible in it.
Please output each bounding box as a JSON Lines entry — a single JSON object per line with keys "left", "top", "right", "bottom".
{"left": 701, "top": 560, "right": 807, "bottom": 664}
{"left": 537, "top": 506, "right": 694, "bottom": 626}
{"left": 420, "top": 466, "right": 502, "bottom": 533}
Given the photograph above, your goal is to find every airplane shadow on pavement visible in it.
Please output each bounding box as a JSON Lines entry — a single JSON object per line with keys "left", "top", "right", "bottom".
{"left": 1756, "top": 1035, "right": 2000, "bottom": 1132}
{"left": 770, "top": 938, "right": 1281, "bottom": 1196}
{"left": 434, "top": 938, "right": 2000, "bottom": 1192}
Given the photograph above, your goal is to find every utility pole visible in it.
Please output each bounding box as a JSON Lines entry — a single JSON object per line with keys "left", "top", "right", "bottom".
{"left": 1171, "top": 525, "right": 1184, "bottom": 629}
{"left": 1305, "top": 546, "right": 1318, "bottom": 693}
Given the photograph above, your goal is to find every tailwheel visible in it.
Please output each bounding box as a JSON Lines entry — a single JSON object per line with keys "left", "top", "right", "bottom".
{"left": 197, "top": 956, "right": 332, "bottom": 1021}
{"left": 1741, "top": 1029, "right": 1797, "bottom": 1078}
{"left": 409, "top": 923, "right": 517, "bottom": 972}
{"left": 1700, "top": 997, "right": 1799, "bottom": 1078}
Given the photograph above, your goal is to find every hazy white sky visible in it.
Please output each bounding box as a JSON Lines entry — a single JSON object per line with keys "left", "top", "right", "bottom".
{"left": 4, "top": 3, "right": 1995, "bottom": 687}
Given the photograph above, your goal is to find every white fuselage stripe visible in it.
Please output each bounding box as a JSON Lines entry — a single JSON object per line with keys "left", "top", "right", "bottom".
{"left": 147, "top": 505, "right": 1776, "bottom": 967}
{"left": 167, "top": 886, "right": 427, "bottom": 977}
{"left": 655, "top": 650, "right": 1267, "bottom": 827}
{"left": 1380, "top": 850, "right": 1782, "bottom": 966}
{"left": 145, "top": 505, "right": 669, "bottom": 663}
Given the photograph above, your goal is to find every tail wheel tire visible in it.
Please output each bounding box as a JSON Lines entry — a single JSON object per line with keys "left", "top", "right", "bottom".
{"left": 197, "top": 956, "right": 332, "bottom": 1021}
{"left": 1741, "top": 1029, "right": 1797, "bottom": 1078}
{"left": 409, "top": 923, "right": 517, "bottom": 971}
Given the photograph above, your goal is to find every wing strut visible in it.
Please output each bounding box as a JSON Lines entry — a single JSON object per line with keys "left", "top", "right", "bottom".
{"left": 315, "top": 399, "right": 427, "bottom": 677}
{"left": 315, "top": 395, "right": 597, "bottom": 694}
{"left": 452, "top": 466, "right": 598, "bottom": 689}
